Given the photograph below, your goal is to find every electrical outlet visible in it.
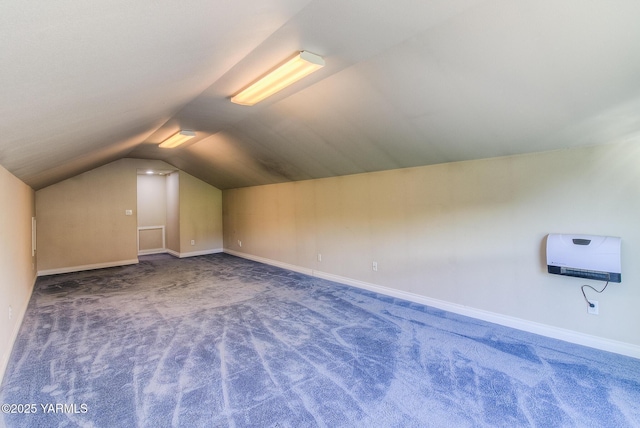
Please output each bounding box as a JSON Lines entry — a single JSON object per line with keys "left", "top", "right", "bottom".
{"left": 8, "top": 305, "right": 12, "bottom": 320}
{"left": 588, "top": 300, "right": 599, "bottom": 315}
{"left": 317, "top": 253, "right": 322, "bottom": 262}
{"left": 372, "top": 261, "right": 378, "bottom": 272}
{"left": 238, "top": 240, "right": 242, "bottom": 247}
{"left": 190, "top": 240, "right": 195, "bottom": 246}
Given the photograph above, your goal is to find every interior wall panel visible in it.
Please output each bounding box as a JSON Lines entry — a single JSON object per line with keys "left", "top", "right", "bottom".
{"left": 222, "top": 142, "right": 640, "bottom": 348}
{"left": 178, "top": 172, "right": 223, "bottom": 254}
{"left": 0, "top": 166, "right": 36, "bottom": 382}
{"left": 36, "top": 159, "right": 138, "bottom": 272}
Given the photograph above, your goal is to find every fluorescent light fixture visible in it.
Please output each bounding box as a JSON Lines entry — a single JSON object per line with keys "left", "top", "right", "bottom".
{"left": 231, "top": 51, "right": 325, "bottom": 106}
{"left": 159, "top": 130, "right": 196, "bottom": 148}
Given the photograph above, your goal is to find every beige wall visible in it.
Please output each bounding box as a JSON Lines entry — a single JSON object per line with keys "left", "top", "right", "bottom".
{"left": 223, "top": 142, "right": 640, "bottom": 350}
{"left": 179, "top": 172, "right": 223, "bottom": 254}
{"left": 137, "top": 174, "right": 167, "bottom": 227}
{"left": 166, "top": 172, "right": 180, "bottom": 253}
{"left": 36, "top": 159, "right": 223, "bottom": 273}
{"left": 0, "top": 165, "right": 36, "bottom": 381}
{"left": 36, "top": 159, "right": 139, "bottom": 273}
{"left": 137, "top": 174, "right": 168, "bottom": 253}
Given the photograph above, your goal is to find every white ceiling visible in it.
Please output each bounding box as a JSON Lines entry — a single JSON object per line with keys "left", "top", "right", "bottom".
{"left": 3, "top": 0, "right": 640, "bottom": 190}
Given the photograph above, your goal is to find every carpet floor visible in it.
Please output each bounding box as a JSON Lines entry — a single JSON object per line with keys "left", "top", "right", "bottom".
{"left": 1, "top": 253, "right": 639, "bottom": 427}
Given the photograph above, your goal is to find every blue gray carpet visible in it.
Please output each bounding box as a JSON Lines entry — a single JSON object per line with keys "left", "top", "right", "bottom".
{"left": 1, "top": 253, "right": 639, "bottom": 427}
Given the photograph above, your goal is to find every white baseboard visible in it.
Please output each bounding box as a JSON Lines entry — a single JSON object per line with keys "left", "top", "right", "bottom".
{"left": 224, "top": 249, "right": 640, "bottom": 359}
{"left": 223, "top": 249, "right": 313, "bottom": 275}
{"left": 37, "top": 259, "right": 139, "bottom": 276}
{"left": 169, "top": 248, "right": 224, "bottom": 259}
{"left": 0, "top": 274, "right": 36, "bottom": 384}
{"left": 138, "top": 248, "right": 167, "bottom": 256}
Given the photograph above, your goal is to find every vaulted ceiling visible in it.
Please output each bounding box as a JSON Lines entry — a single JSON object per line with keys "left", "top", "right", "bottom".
{"left": 3, "top": 0, "right": 640, "bottom": 190}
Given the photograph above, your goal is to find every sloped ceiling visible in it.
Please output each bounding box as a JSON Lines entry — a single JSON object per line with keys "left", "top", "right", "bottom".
{"left": 2, "top": 0, "right": 640, "bottom": 190}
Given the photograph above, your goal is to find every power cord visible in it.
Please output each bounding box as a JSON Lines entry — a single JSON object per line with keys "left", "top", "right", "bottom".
{"left": 581, "top": 281, "right": 609, "bottom": 308}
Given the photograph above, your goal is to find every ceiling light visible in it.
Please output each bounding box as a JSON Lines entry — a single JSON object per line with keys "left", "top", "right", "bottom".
{"left": 146, "top": 170, "right": 154, "bottom": 175}
{"left": 159, "top": 130, "right": 196, "bottom": 148}
{"left": 231, "top": 51, "right": 325, "bottom": 106}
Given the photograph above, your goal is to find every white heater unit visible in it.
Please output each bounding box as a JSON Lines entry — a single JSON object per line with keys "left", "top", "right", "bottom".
{"left": 546, "top": 234, "right": 621, "bottom": 282}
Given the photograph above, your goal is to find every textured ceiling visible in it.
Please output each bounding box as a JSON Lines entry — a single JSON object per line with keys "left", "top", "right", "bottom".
{"left": 2, "top": 0, "right": 640, "bottom": 190}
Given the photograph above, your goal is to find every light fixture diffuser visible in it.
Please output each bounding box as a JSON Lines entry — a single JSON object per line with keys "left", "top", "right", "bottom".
{"left": 231, "top": 51, "right": 325, "bottom": 106}
{"left": 159, "top": 130, "right": 196, "bottom": 148}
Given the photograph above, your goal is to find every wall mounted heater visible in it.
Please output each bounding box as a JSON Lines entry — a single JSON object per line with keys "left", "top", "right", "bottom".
{"left": 546, "top": 234, "right": 621, "bottom": 282}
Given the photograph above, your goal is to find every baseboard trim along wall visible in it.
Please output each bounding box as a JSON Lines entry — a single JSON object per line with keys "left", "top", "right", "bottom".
{"left": 224, "top": 249, "right": 640, "bottom": 359}
{"left": 0, "top": 275, "right": 36, "bottom": 384}
{"left": 167, "top": 248, "right": 224, "bottom": 258}
{"left": 224, "top": 249, "right": 314, "bottom": 276}
{"left": 35, "top": 248, "right": 223, "bottom": 277}
{"left": 138, "top": 248, "right": 167, "bottom": 256}
{"left": 37, "top": 259, "right": 139, "bottom": 277}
